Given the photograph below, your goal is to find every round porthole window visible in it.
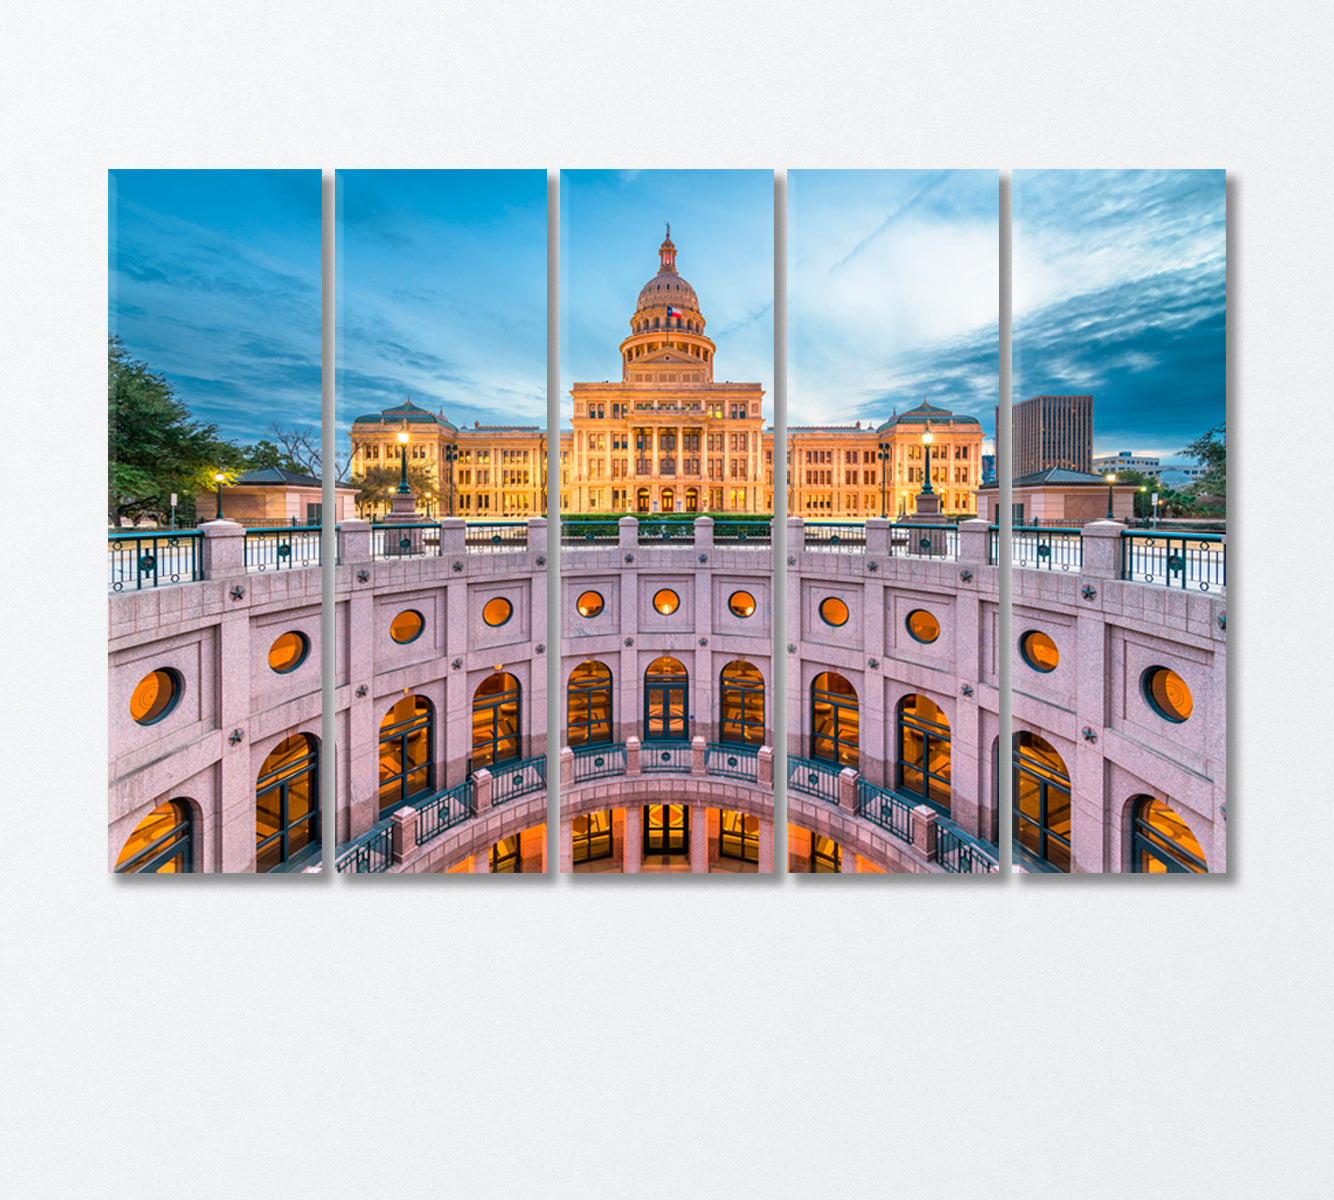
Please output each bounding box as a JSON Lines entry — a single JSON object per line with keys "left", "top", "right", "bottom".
{"left": 390, "top": 609, "right": 424, "bottom": 644}
{"left": 905, "top": 609, "right": 939, "bottom": 643}
{"left": 819, "top": 597, "right": 850, "bottom": 627}
{"left": 130, "top": 668, "right": 182, "bottom": 725}
{"left": 576, "top": 591, "right": 604, "bottom": 618}
{"left": 268, "top": 631, "right": 309, "bottom": 674}
{"left": 1020, "top": 631, "right": 1059, "bottom": 672}
{"left": 653, "top": 588, "right": 680, "bottom": 615}
{"left": 483, "top": 597, "right": 513, "bottom": 627}
{"left": 1143, "top": 667, "right": 1193, "bottom": 722}
{"left": 728, "top": 590, "right": 756, "bottom": 618}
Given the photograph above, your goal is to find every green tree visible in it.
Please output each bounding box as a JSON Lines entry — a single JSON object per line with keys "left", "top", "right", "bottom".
{"left": 241, "top": 439, "right": 307, "bottom": 474}
{"left": 350, "top": 463, "right": 437, "bottom": 517}
{"left": 1182, "top": 423, "right": 1226, "bottom": 503}
{"left": 108, "top": 337, "right": 243, "bottom": 524}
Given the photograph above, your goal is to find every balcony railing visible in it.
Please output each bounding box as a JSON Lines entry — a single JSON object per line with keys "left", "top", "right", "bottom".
{"left": 370, "top": 523, "right": 441, "bottom": 560}
{"left": 244, "top": 526, "right": 323, "bottom": 572}
{"left": 705, "top": 743, "right": 760, "bottom": 782}
{"left": 1121, "top": 531, "right": 1225, "bottom": 591}
{"left": 855, "top": 779, "right": 914, "bottom": 841}
{"left": 641, "top": 740, "right": 694, "bottom": 773}
{"left": 415, "top": 779, "right": 475, "bottom": 845}
{"left": 488, "top": 755, "right": 547, "bottom": 806}
{"left": 887, "top": 523, "right": 958, "bottom": 559}
{"left": 572, "top": 743, "right": 627, "bottom": 782}
{"left": 803, "top": 522, "right": 866, "bottom": 552}
{"left": 638, "top": 520, "right": 694, "bottom": 546}
{"left": 787, "top": 756, "right": 843, "bottom": 806}
{"left": 465, "top": 522, "right": 528, "bottom": 552}
{"left": 713, "top": 520, "right": 771, "bottom": 546}
{"left": 936, "top": 823, "right": 999, "bottom": 874}
{"left": 108, "top": 530, "right": 202, "bottom": 592}
{"left": 335, "top": 819, "right": 393, "bottom": 873}
{"left": 561, "top": 519, "right": 619, "bottom": 546}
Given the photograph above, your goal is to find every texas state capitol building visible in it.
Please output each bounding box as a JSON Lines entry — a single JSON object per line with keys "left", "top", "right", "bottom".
{"left": 348, "top": 232, "right": 985, "bottom": 522}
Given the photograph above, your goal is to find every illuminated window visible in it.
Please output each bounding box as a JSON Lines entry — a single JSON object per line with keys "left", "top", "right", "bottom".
{"left": 905, "top": 609, "right": 940, "bottom": 644}
{"left": 267, "top": 631, "right": 309, "bottom": 674}
{"left": 644, "top": 657, "right": 688, "bottom": 741}
{"left": 472, "top": 673, "right": 521, "bottom": 770}
{"left": 389, "top": 609, "right": 424, "bottom": 644}
{"left": 130, "top": 668, "right": 181, "bottom": 725}
{"left": 378, "top": 696, "right": 433, "bottom": 815}
{"left": 255, "top": 734, "right": 319, "bottom": 873}
{"left": 1131, "top": 796, "right": 1207, "bottom": 872}
{"left": 720, "top": 810, "right": 759, "bottom": 862}
{"left": 897, "top": 695, "right": 951, "bottom": 811}
{"left": 1020, "top": 630, "right": 1059, "bottom": 672}
{"left": 812, "top": 834, "right": 841, "bottom": 873}
{"left": 572, "top": 811, "right": 613, "bottom": 865}
{"left": 1013, "top": 732, "right": 1071, "bottom": 872}
{"left": 482, "top": 597, "right": 513, "bottom": 627}
{"left": 818, "top": 596, "right": 849, "bottom": 627}
{"left": 1142, "top": 667, "right": 1193, "bottom": 722}
{"left": 811, "top": 672, "right": 858, "bottom": 768}
{"left": 644, "top": 804, "right": 688, "bottom": 854}
{"left": 576, "top": 591, "right": 604, "bottom": 618}
{"left": 115, "top": 800, "right": 192, "bottom": 873}
{"left": 568, "top": 661, "right": 613, "bottom": 747}
{"left": 720, "top": 660, "right": 764, "bottom": 746}
{"left": 489, "top": 835, "right": 522, "bottom": 873}
{"left": 652, "top": 588, "right": 680, "bottom": 615}
{"left": 728, "top": 590, "right": 756, "bottom": 618}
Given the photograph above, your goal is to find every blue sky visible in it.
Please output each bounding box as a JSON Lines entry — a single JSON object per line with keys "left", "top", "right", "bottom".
{"left": 1015, "top": 169, "right": 1226, "bottom": 463}
{"left": 561, "top": 170, "right": 773, "bottom": 428}
{"left": 336, "top": 170, "right": 546, "bottom": 437}
{"left": 788, "top": 170, "right": 999, "bottom": 442}
{"left": 109, "top": 170, "right": 322, "bottom": 446}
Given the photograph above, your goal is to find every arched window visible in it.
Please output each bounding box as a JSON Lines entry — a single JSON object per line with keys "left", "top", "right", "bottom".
{"left": 472, "top": 673, "right": 521, "bottom": 771}
{"left": 644, "top": 656, "right": 688, "bottom": 741}
{"left": 661, "top": 488, "right": 675, "bottom": 512}
{"left": 489, "top": 835, "right": 522, "bottom": 873}
{"left": 568, "top": 661, "right": 613, "bottom": 747}
{"left": 720, "top": 660, "right": 764, "bottom": 746}
{"left": 1013, "top": 732, "right": 1071, "bottom": 872}
{"left": 811, "top": 672, "right": 858, "bottom": 768}
{"left": 116, "top": 799, "right": 192, "bottom": 873}
{"left": 379, "top": 696, "right": 433, "bottom": 815}
{"left": 255, "top": 733, "right": 319, "bottom": 873}
{"left": 686, "top": 487, "right": 698, "bottom": 512}
{"left": 572, "top": 811, "right": 613, "bottom": 865}
{"left": 897, "top": 694, "right": 951, "bottom": 811}
{"left": 636, "top": 488, "right": 651, "bottom": 513}
{"left": 1131, "top": 796, "right": 1207, "bottom": 872}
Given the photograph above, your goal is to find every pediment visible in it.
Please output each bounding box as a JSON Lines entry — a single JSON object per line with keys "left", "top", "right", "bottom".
{"left": 640, "top": 346, "right": 700, "bottom": 365}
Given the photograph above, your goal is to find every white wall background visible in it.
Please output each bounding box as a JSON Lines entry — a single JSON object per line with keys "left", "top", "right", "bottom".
{"left": 3, "top": 3, "right": 1331, "bottom": 1197}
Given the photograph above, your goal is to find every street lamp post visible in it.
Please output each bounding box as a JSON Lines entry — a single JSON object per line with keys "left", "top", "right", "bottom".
{"left": 920, "top": 426, "right": 935, "bottom": 495}
{"left": 214, "top": 472, "right": 225, "bottom": 519}
{"left": 396, "top": 423, "right": 411, "bottom": 495}
{"left": 443, "top": 442, "right": 458, "bottom": 516}
{"left": 1105, "top": 472, "right": 1117, "bottom": 519}
{"left": 878, "top": 441, "right": 891, "bottom": 518}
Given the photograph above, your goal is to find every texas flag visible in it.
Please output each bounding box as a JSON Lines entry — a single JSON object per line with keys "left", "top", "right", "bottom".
{"left": 667, "top": 306, "right": 683, "bottom": 318}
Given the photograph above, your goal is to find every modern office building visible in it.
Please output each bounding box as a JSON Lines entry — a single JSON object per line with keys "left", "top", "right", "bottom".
{"left": 1011, "top": 394, "right": 1093, "bottom": 477}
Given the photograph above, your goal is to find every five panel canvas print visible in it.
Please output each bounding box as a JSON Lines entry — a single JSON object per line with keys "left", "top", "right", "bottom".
{"left": 107, "top": 169, "right": 1227, "bottom": 876}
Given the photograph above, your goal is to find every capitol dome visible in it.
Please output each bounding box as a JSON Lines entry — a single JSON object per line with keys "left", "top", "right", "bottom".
{"left": 635, "top": 233, "right": 700, "bottom": 315}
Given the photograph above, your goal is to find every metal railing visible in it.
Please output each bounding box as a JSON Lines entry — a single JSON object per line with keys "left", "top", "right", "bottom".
{"left": 243, "top": 526, "right": 322, "bottom": 572}
{"left": 108, "top": 530, "right": 202, "bottom": 592}
{"left": 415, "top": 779, "right": 475, "bottom": 845}
{"left": 561, "top": 519, "right": 620, "bottom": 546}
{"left": 787, "top": 755, "right": 843, "bottom": 805}
{"left": 488, "top": 754, "right": 547, "bottom": 806}
{"left": 371, "top": 523, "right": 441, "bottom": 560}
{"left": 855, "top": 779, "right": 914, "bottom": 841}
{"left": 1121, "top": 531, "right": 1225, "bottom": 591}
{"left": 888, "top": 523, "right": 958, "bottom": 560}
{"left": 572, "top": 743, "right": 627, "bottom": 782}
{"left": 1006, "top": 527, "right": 1083, "bottom": 571}
{"left": 637, "top": 520, "right": 694, "bottom": 546}
{"left": 705, "top": 742, "right": 760, "bottom": 782}
{"left": 936, "top": 823, "right": 999, "bottom": 873}
{"left": 712, "top": 520, "right": 771, "bottom": 546}
{"left": 803, "top": 523, "right": 866, "bottom": 552}
{"left": 334, "top": 819, "right": 393, "bottom": 873}
{"left": 465, "top": 522, "right": 528, "bottom": 552}
{"left": 641, "top": 741, "right": 694, "bottom": 773}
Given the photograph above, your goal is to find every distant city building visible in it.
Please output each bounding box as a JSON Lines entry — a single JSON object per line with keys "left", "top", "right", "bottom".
{"left": 1093, "top": 451, "right": 1160, "bottom": 474}
{"left": 981, "top": 454, "right": 996, "bottom": 485}
{"left": 1011, "top": 394, "right": 1093, "bottom": 477}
